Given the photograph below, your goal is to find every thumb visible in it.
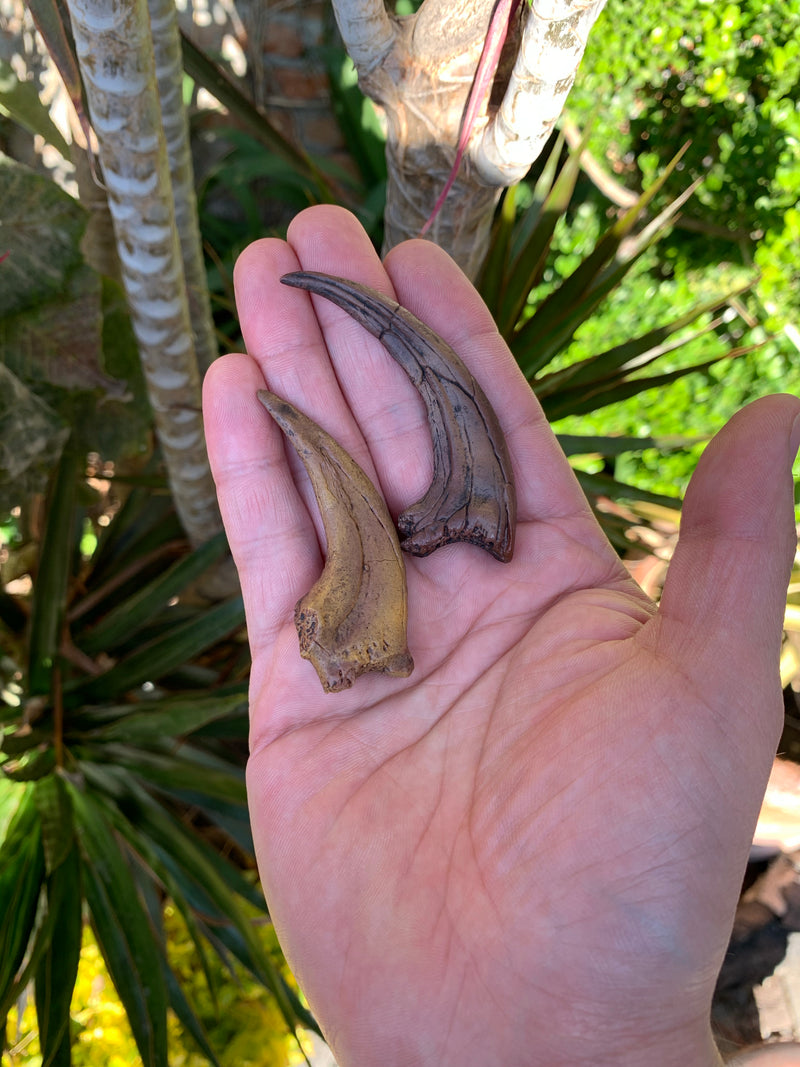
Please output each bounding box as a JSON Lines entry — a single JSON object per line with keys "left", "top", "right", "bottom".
{"left": 657, "top": 393, "right": 799, "bottom": 714}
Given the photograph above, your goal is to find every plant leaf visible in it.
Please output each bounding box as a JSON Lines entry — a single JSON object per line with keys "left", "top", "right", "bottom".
{"left": 34, "top": 773, "right": 74, "bottom": 875}
{"left": 0, "top": 57, "right": 70, "bottom": 157}
{"left": 0, "top": 787, "right": 45, "bottom": 1004}
{"left": 162, "top": 961, "right": 223, "bottom": 1067}
{"left": 0, "top": 363, "right": 68, "bottom": 517}
{"left": 78, "top": 761, "right": 315, "bottom": 1036}
{"left": 0, "top": 154, "right": 85, "bottom": 318}
{"left": 77, "top": 529, "right": 230, "bottom": 654}
{"left": 542, "top": 348, "right": 751, "bottom": 421}
{"left": 478, "top": 184, "right": 518, "bottom": 320}
{"left": 496, "top": 129, "right": 584, "bottom": 339}
{"left": 508, "top": 131, "right": 567, "bottom": 263}
{"left": 575, "top": 469, "right": 682, "bottom": 509}
{"left": 512, "top": 145, "right": 694, "bottom": 374}
{"left": 79, "top": 742, "right": 246, "bottom": 805}
{"left": 525, "top": 177, "right": 705, "bottom": 371}
{"left": 68, "top": 780, "right": 169, "bottom": 1067}
{"left": 326, "top": 52, "right": 387, "bottom": 191}
{"left": 2, "top": 747, "right": 57, "bottom": 782}
{"left": 556, "top": 433, "right": 705, "bottom": 457}
{"left": 78, "top": 760, "right": 261, "bottom": 912}
{"left": 27, "top": 446, "right": 79, "bottom": 696}
{"left": 81, "top": 761, "right": 316, "bottom": 1040}
{"left": 82, "top": 690, "right": 247, "bottom": 743}
{"left": 25, "top": 0, "right": 94, "bottom": 155}
{"left": 34, "top": 842, "right": 82, "bottom": 1067}
{"left": 86, "top": 764, "right": 223, "bottom": 1010}
{"left": 535, "top": 282, "right": 751, "bottom": 398}
{"left": 81, "top": 483, "right": 176, "bottom": 596}
{"left": 66, "top": 594, "right": 245, "bottom": 704}
{"left": 179, "top": 31, "right": 330, "bottom": 201}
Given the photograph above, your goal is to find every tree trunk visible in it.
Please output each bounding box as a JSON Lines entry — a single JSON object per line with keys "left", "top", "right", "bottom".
{"left": 66, "top": 0, "right": 222, "bottom": 548}
{"left": 333, "top": 0, "right": 607, "bottom": 280}
{"left": 148, "top": 0, "right": 219, "bottom": 377}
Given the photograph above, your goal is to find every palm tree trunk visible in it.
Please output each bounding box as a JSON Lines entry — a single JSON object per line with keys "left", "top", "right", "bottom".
{"left": 66, "top": 0, "right": 222, "bottom": 548}
{"left": 148, "top": 0, "right": 219, "bottom": 377}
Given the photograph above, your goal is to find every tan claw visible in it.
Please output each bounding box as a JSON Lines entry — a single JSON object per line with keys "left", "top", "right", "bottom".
{"left": 280, "top": 271, "right": 516, "bottom": 562}
{"left": 257, "top": 390, "right": 413, "bottom": 693}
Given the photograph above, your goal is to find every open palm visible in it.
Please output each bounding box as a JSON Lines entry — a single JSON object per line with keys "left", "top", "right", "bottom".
{"left": 203, "top": 206, "right": 799, "bottom": 1067}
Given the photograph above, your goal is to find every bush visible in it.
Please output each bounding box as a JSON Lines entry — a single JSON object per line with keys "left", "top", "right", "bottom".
{"left": 569, "top": 0, "right": 800, "bottom": 331}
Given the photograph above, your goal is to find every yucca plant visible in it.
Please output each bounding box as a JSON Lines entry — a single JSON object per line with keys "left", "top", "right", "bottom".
{"left": 0, "top": 449, "right": 317, "bottom": 1066}
{"left": 477, "top": 132, "right": 764, "bottom": 548}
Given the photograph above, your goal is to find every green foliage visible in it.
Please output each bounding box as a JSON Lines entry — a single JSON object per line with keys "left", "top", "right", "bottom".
{"left": 0, "top": 156, "right": 150, "bottom": 513}
{"left": 185, "top": 41, "right": 387, "bottom": 347}
{"left": 180, "top": 32, "right": 330, "bottom": 202}
{"left": 3, "top": 2, "right": 799, "bottom": 1062}
{"left": 568, "top": 0, "right": 800, "bottom": 331}
{"left": 0, "top": 465, "right": 315, "bottom": 1066}
{"left": 476, "top": 136, "right": 784, "bottom": 524}
{"left": 0, "top": 57, "right": 70, "bottom": 156}
{"left": 7, "top": 919, "right": 308, "bottom": 1066}
{"left": 557, "top": 0, "right": 800, "bottom": 493}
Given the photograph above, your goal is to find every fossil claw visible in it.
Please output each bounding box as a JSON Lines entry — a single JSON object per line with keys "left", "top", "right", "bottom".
{"left": 281, "top": 271, "right": 516, "bottom": 562}
{"left": 257, "top": 390, "right": 413, "bottom": 693}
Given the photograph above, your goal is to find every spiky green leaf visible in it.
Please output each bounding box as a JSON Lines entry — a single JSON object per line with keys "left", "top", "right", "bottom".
{"left": 34, "top": 773, "right": 74, "bottom": 875}
{"left": 575, "top": 469, "right": 682, "bottom": 509}
{"left": 68, "top": 782, "right": 169, "bottom": 1067}
{"left": 557, "top": 433, "right": 704, "bottom": 457}
{"left": 66, "top": 595, "right": 245, "bottom": 704}
{"left": 179, "top": 31, "right": 330, "bottom": 201}
{"left": 34, "top": 842, "right": 82, "bottom": 1067}
{"left": 79, "top": 742, "right": 246, "bottom": 805}
{"left": 79, "top": 486, "right": 179, "bottom": 602}
{"left": 542, "top": 348, "right": 751, "bottom": 421}
{"left": 0, "top": 57, "right": 70, "bottom": 156}
{"left": 27, "top": 447, "right": 79, "bottom": 696}
{"left": 78, "top": 760, "right": 261, "bottom": 912}
{"left": 0, "top": 787, "right": 45, "bottom": 1004}
{"left": 535, "top": 283, "right": 751, "bottom": 398}
{"left": 77, "top": 761, "right": 315, "bottom": 1036}
{"left": 478, "top": 184, "right": 519, "bottom": 321}
{"left": 496, "top": 130, "right": 584, "bottom": 338}
{"left": 512, "top": 147, "right": 695, "bottom": 374}
{"left": 78, "top": 529, "right": 230, "bottom": 654}
{"left": 81, "top": 690, "right": 247, "bottom": 743}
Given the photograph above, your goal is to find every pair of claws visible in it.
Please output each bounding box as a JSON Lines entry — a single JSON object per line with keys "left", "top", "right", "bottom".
{"left": 258, "top": 271, "right": 517, "bottom": 693}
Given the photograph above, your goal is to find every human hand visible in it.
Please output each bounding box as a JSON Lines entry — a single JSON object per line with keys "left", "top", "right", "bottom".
{"left": 202, "top": 205, "right": 800, "bottom": 1067}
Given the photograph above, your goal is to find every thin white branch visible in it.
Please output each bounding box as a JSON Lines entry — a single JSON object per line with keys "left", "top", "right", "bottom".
{"left": 330, "top": 0, "right": 396, "bottom": 80}
{"left": 473, "top": 0, "right": 607, "bottom": 187}
{"left": 148, "top": 0, "right": 219, "bottom": 376}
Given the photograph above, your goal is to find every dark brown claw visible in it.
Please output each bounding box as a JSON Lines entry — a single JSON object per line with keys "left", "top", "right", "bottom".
{"left": 257, "top": 390, "right": 413, "bottom": 693}
{"left": 281, "top": 271, "right": 517, "bottom": 562}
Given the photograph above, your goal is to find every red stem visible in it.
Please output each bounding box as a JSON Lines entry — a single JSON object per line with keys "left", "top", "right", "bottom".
{"left": 420, "top": 0, "right": 523, "bottom": 236}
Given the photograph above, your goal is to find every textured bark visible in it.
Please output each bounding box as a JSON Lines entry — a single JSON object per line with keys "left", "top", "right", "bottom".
{"left": 474, "top": 0, "right": 608, "bottom": 186}
{"left": 332, "top": 0, "right": 606, "bottom": 280}
{"left": 67, "top": 0, "right": 222, "bottom": 549}
{"left": 147, "top": 0, "right": 219, "bottom": 376}
{"left": 334, "top": 0, "right": 501, "bottom": 279}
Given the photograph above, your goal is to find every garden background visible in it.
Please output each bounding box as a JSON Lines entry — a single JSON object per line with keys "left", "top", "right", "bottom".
{"left": 1, "top": 0, "right": 800, "bottom": 1063}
